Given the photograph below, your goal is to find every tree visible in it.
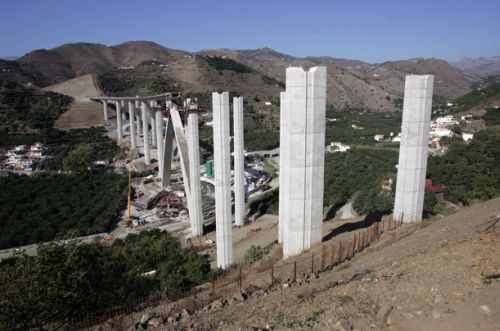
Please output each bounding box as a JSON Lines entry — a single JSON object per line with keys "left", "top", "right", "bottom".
{"left": 423, "top": 189, "right": 438, "bottom": 217}
{"left": 63, "top": 147, "right": 92, "bottom": 173}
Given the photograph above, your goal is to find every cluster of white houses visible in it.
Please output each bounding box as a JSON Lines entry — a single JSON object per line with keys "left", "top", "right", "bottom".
{"left": 1, "top": 143, "right": 46, "bottom": 171}
{"left": 96, "top": 68, "right": 439, "bottom": 268}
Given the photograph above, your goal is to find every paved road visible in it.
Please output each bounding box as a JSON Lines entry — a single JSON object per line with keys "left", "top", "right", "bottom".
{"left": 0, "top": 233, "right": 108, "bottom": 261}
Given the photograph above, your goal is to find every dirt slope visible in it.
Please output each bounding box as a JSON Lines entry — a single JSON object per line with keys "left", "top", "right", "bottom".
{"left": 43, "top": 74, "right": 102, "bottom": 100}
{"left": 122, "top": 197, "right": 500, "bottom": 330}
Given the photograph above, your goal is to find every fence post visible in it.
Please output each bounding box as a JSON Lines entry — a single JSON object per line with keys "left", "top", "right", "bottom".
{"left": 293, "top": 261, "right": 297, "bottom": 282}
{"left": 239, "top": 266, "right": 242, "bottom": 293}
{"left": 320, "top": 245, "right": 325, "bottom": 272}
{"left": 311, "top": 252, "right": 315, "bottom": 273}
{"left": 331, "top": 244, "right": 335, "bottom": 266}
{"left": 338, "top": 240, "right": 343, "bottom": 263}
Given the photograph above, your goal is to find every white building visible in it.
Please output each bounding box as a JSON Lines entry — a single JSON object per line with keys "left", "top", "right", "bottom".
{"left": 430, "top": 128, "right": 454, "bottom": 138}
{"left": 435, "top": 115, "right": 458, "bottom": 127}
{"left": 326, "top": 142, "right": 350, "bottom": 153}
{"left": 462, "top": 132, "right": 474, "bottom": 141}
{"left": 374, "top": 134, "right": 385, "bottom": 142}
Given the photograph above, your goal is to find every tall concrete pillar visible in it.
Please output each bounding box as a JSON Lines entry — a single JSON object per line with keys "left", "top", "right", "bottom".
{"left": 170, "top": 106, "right": 192, "bottom": 199}
{"left": 233, "top": 97, "right": 245, "bottom": 227}
{"left": 280, "top": 67, "right": 327, "bottom": 259}
{"left": 278, "top": 91, "right": 287, "bottom": 244}
{"left": 102, "top": 101, "right": 109, "bottom": 121}
{"left": 135, "top": 113, "right": 141, "bottom": 141}
{"left": 212, "top": 92, "right": 233, "bottom": 269}
{"left": 162, "top": 118, "right": 175, "bottom": 188}
{"left": 121, "top": 100, "right": 127, "bottom": 121}
{"left": 187, "top": 110, "right": 203, "bottom": 236}
{"left": 128, "top": 101, "right": 136, "bottom": 149}
{"left": 394, "top": 75, "right": 434, "bottom": 224}
{"left": 141, "top": 102, "right": 151, "bottom": 165}
{"left": 155, "top": 111, "right": 164, "bottom": 179}
{"left": 151, "top": 114, "right": 157, "bottom": 148}
{"left": 115, "top": 101, "right": 123, "bottom": 140}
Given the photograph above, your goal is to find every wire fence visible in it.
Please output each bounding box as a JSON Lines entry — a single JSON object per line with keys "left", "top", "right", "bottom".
{"left": 61, "top": 218, "right": 397, "bottom": 330}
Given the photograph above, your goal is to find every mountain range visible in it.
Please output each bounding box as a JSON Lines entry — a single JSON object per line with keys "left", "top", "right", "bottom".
{"left": 0, "top": 41, "right": 496, "bottom": 112}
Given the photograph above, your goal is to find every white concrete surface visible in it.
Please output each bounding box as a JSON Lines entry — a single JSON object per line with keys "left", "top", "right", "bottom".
{"left": 233, "top": 96, "right": 245, "bottom": 227}
{"left": 155, "top": 111, "right": 164, "bottom": 179}
{"left": 141, "top": 102, "right": 151, "bottom": 165}
{"left": 187, "top": 111, "right": 203, "bottom": 236}
{"left": 103, "top": 101, "right": 109, "bottom": 121}
{"left": 278, "top": 91, "right": 287, "bottom": 244}
{"left": 128, "top": 101, "right": 136, "bottom": 149}
{"left": 115, "top": 100, "right": 123, "bottom": 140}
{"left": 394, "top": 75, "right": 434, "bottom": 223}
{"left": 162, "top": 118, "right": 175, "bottom": 188}
{"left": 280, "top": 66, "right": 327, "bottom": 259}
{"left": 213, "top": 92, "right": 233, "bottom": 269}
{"left": 170, "top": 106, "right": 191, "bottom": 199}
{"left": 151, "top": 113, "right": 157, "bottom": 148}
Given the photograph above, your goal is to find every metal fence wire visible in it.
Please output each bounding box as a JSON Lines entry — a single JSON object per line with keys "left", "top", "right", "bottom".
{"left": 59, "top": 218, "right": 396, "bottom": 330}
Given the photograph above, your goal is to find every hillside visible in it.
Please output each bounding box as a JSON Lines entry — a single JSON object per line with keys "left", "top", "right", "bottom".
{"left": 453, "top": 56, "right": 500, "bottom": 77}
{"left": 0, "top": 41, "right": 480, "bottom": 113}
{"left": 98, "top": 197, "right": 500, "bottom": 330}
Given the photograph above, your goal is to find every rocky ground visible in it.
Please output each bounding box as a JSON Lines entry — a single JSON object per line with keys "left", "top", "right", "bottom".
{"left": 111, "top": 196, "right": 500, "bottom": 331}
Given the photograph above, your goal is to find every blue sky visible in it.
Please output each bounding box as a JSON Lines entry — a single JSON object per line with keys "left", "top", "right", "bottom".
{"left": 0, "top": 0, "right": 499, "bottom": 62}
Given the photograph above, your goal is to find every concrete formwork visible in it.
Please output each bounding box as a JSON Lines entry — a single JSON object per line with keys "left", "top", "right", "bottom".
{"left": 186, "top": 111, "right": 204, "bottom": 236}
{"left": 212, "top": 92, "right": 233, "bottom": 269}
{"left": 128, "top": 101, "right": 136, "bottom": 149}
{"left": 233, "top": 97, "right": 245, "bottom": 227}
{"left": 141, "top": 102, "right": 151, "bottom": 165}
{"left": 280, "top": 67, "right": 327, "bottom": 259}
{"left": 394, "top": 75, "right": 434, "bottom": 223}
{"left": 278, "top": 91, "right": 288, "bottom": 244}
{"left": 115, "top": 101, "right": 123, "bottom": 140}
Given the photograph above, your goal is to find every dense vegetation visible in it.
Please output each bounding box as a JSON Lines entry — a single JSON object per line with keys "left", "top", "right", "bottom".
{"left": 0, "top": 173, "right": 127, "bottom": 249}
{"left": 325, "top": 108, "right": 402, "bottom": 145}
{"left": 96, "top": 63, "right": 178, "bottom": 96}
{"left": 39, "top": 126, "right": 122, "bottom": 170}
{"left": 451, "top": 82, "right": 500, "bottom": 113}
{"left": 482, "top": 107, "right": 500, "bottom": 126}
{"left": 0, "top": 230, "right": 212, "bottom": 330}
{"left": 324, "top": 149, "right": 399, "bottom": 208}
{"left": 199, "top": 55, "right": 254, "bottom": 73}
{"left": 427, "top": 128, "right": 500, "bottom": 204}
{"left": 0, "top": 80, "right": 72, "bottom": 133}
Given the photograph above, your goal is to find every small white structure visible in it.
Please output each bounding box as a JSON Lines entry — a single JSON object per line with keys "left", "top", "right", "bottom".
{"left": 374, "top": 134, "right": 385, "bottom": 142}
{"left": 430, "top": 128, "right": 453, "bottom": 138}
{"left": 326, "top": 142, "right": 350, "bottom": 153}
{"left": 462, "top": 132, "right": 474, "bottom": 141}
{"left": 435, "top": 115, "right": 458, "bottom": 127}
